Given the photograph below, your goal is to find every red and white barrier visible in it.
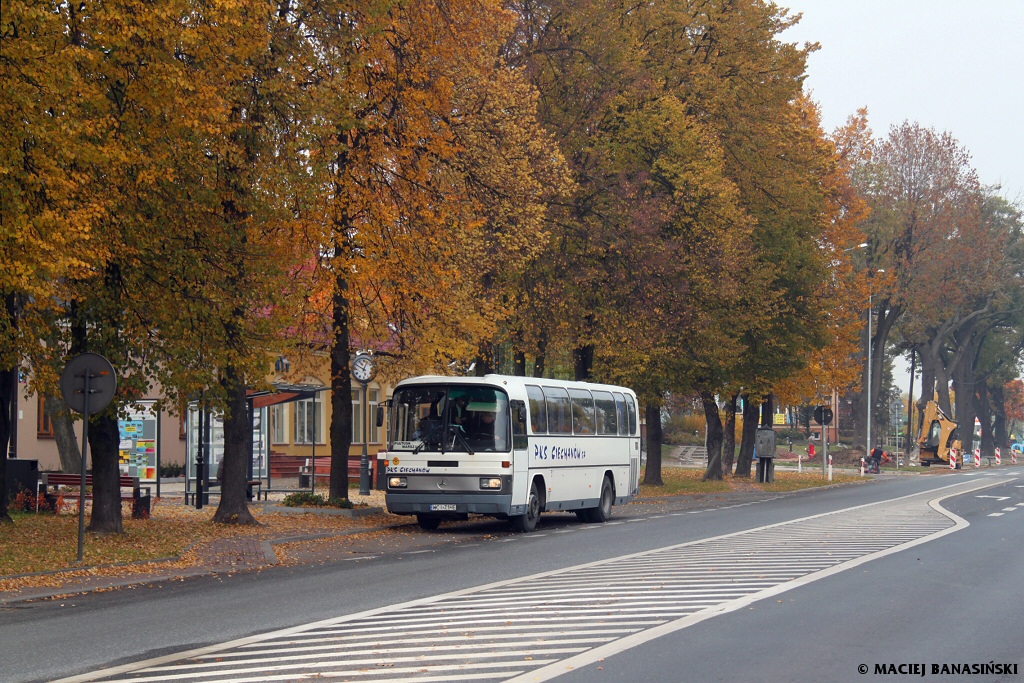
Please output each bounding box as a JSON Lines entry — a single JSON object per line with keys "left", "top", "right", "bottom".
{"left": 949, "top": 449, "right": 957, "bottom": 470}
{"left": 861, "top": 457, "right": 866, "bottom": 476}
{"left": 828, "top": 454, "right": 833, "bottom": 482}
{"left": 995, "top": 447, "right": 1001, "bottom": 466}
{"left": 974, "top": 448, "right": 981, "bottom": 468}
{"left": 1013, "top": 450, "right": 1018, "bottom": 465}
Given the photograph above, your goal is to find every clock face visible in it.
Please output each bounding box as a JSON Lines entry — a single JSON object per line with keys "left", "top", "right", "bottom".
{"left": 353, "top": 355, "right": 374, "bottom": 382}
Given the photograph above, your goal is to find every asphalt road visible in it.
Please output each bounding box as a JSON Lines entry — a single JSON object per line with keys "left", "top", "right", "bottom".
{"left": 2, "top": 468, "right": 1021, "bottom": 683}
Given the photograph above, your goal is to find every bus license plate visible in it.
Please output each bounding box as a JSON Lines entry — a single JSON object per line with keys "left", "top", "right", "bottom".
{"left": 430, "top": 504, "right": 456, "bottom": 511}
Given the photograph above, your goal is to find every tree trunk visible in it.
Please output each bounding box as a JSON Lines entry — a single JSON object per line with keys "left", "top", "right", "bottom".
{"left": 213, "top": 368, "right": 257, "bottom": 524}
{"left": 45, "top": 393, "right": 82, "bottom": 473}
{"left": 701, "top": 391, "right": 724, "bottom": 481}
{"left": 642, "top": 403, "right": 663, "bottom": 486}
{"left": 951, "top": 336, "right": 979, "bottom": 455}
{"left": 856, "top": 302, "right": 900, "bottom": 450}
{"left": 0, "top": 289, "right": 14, "bottom": 522}
{"left": 915, "top": 343, "right": 936, "bottom": 441}
{"left": 721, "top": 393, "right": 738, "bottom": 476}
{"left": 86, "top": 411, "right": 123, "bottom": 533}
{"left": 329, "top": 266, "right": 352, "bottom": 501}
{"left": 533, "top": 332, "right": 546, "bottom": 378}
{"left": 734, "top": 395, "right": 759, "bottom": 477}
{"left": 513, "top": 351, "right": 526, "bottom": 377}
{"left": 475, "top": 342, "right": 494, "bottom": 375}
{"left": 991, "top": 382, "right": 1008, "bottom": 451}
{"left": 0, "top": 347, "right": 14, "bottom": 523}
{"left": 572, "top": 344, "right": 593, "bottom": 381}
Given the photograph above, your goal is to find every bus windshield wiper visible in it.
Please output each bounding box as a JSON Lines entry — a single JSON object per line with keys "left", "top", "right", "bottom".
{"left": 448, "top": 425, "right": 474, "bottom": 455}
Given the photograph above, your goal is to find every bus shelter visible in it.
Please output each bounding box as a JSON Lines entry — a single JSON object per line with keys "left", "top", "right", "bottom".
{"left": 185, "top": 382, "right": 329, "bottom": 505}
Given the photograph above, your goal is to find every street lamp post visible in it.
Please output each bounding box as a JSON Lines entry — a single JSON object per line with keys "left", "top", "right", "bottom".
{"left": 866, "top": 269, "right": 884, "bottom": 459}
{"left": 867, "top": 290, "right": 872, "bottom": 458}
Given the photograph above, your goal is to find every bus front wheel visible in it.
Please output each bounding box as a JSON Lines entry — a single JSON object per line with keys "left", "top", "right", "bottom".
{"left": 512, "top": 481, "right": 541, "bottom": 532}
{"left": 417, "top": 515, "right": 442, "bottom": 530}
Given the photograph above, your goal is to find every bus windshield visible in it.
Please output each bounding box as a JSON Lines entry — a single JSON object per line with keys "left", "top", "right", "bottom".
{"left": 390, "top": 385, "right": 510, "bottom": 453}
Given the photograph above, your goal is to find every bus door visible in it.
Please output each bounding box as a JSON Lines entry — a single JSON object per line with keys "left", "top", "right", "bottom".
{"left": 626, "top": 395, "right": 641, "bottom": 496}
{"left": 510, "top": 400, "right": 530, "bottom": 511}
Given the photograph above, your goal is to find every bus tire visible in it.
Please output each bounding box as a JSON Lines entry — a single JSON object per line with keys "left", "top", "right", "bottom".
{"left": 588, "top": 475, "right": 614, "bottom": 523}
{"left": 512, "top": 481, "right": 541, "bottom": 532}
{"left": 417, "top": 514, "right": 442, "bottom": 531}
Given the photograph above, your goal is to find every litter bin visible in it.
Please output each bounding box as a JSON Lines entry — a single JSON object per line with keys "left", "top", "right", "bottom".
{"left": 132, "top": 493, "right": 151, "bottom": 519}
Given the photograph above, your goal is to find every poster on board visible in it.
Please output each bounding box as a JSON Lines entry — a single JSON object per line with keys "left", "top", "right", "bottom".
{"left": 118, "top": 403, "right": 158, "bottom": 482}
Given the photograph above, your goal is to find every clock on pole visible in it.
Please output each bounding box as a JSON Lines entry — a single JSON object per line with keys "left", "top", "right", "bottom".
{"left": 352, "top": 352, "right": 376, "bottom": 383}
{"left": 352, "top": 352, "right": 376, "bottom": 494}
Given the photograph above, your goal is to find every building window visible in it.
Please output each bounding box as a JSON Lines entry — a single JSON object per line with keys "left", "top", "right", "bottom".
{"left": 294, "top": 398, "right": 322, "bottom": 445}
{"left": 271, "top": 404, "right": 288, "bottom": 444}
{"left": 351, "top": 388, "right": 380, "bottom": 444}
{"left": 37, "top": 395, "right": 54, "bottom": 438}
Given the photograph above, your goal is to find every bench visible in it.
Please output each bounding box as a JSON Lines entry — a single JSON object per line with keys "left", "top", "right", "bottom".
{"left": 300, "top": 458, "right": 369, "bottom": 484}
{"left": 38, "top": 473, "right": 151, "bottom": 518}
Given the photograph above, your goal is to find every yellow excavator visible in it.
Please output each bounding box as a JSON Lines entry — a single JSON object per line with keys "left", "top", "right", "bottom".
{"left": 916, "top": 400, "right": 961, "bottom": 467}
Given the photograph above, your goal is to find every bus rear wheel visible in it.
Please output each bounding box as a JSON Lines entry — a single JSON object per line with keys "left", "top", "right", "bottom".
{"left": 582, "top": 476, "right": 614, "bottom": 523}
{"left": 417, "top": 514, "right": 442, "bottom": 530}
{"left": 512, "top": 481, "right": 541, "bottom": 532}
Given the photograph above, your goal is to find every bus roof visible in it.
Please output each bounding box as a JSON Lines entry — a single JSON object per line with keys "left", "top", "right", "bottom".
{"left": 393, "top": 374, "right": 637, "bottom": 397}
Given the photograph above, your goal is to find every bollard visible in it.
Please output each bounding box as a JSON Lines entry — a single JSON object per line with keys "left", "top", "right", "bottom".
{"left": 974, "top": 448, "right": 981, "bottom": 468}
{"left": 798, "top": 452, "right": 802, "bottom": 473}
{"left": 949, "top": 449, "right": 957, "bottom": 470}
{"left": 827, "top": 454, "right": 833, "bottom": 482}
{"left": 1013, "top": 451, "right": 1018, "bottom": 465}
{"left": 995, "top": 447, "right": 1001, "bottom": 466}
{"left": 860, "top": 457, "right": 865, "bottom": 476}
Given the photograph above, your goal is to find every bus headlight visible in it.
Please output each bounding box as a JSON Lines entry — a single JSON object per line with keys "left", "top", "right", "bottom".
{"left": 389, "top": 477, "right": 407, "bottom": 488}
{"left": 479, "top": 478, "right": 502, "bottom": 490}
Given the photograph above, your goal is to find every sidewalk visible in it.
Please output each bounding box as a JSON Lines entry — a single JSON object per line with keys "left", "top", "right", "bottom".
{"left": 0, "top": 482, "right": 396, "bottom": 605}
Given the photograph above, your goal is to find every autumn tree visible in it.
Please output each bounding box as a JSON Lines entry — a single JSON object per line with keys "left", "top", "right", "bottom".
{"left": 1, "top": 0, "right": 120, "bottom": 524}
{"left": 289, "top": 1, "right": 567, "bottom": 501}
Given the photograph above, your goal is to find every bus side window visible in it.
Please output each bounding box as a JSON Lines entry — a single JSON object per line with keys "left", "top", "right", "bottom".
{"left": 569, "top": 388, "right": 595, "bottom": 435}
{"left": 613, "top": 392, "right": 628, "bottom": 436}
{"left": 526, "top": 385, "right": 547, "bottom": 434}
{"left": 626, "top": 395, "right": 638, "bottom": 435}
{"left": 543, "top": 386, "right": 572, "bottom": 434}
{"left": 592, "top": 390, "right": 617, "bottom": 435}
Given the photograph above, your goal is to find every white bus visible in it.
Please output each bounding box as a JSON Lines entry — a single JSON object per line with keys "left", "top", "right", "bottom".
{"left": 382, "top": 374, "right": 641, "bottom": 531}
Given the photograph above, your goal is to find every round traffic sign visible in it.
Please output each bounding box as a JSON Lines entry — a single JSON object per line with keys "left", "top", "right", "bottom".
{"left": 60, "top": 353, "right": 117, "bottom": 414}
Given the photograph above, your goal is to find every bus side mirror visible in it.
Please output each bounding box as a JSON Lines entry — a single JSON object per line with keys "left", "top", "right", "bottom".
{"left": 376, "top": 406, "right": 385, "bottom": 427}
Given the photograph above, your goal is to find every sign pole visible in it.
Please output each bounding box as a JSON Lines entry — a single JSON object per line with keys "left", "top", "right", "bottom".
{"left": 77, "top": 370, "right": 90, "bottom": 562}
{"left": 360, "top": 383, "right": 369, "bottom": 495}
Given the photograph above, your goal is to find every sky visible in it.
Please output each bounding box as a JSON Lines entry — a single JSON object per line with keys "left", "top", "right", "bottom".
{"left": 780, "top": 1, "right": 1024, "bottom": 390}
